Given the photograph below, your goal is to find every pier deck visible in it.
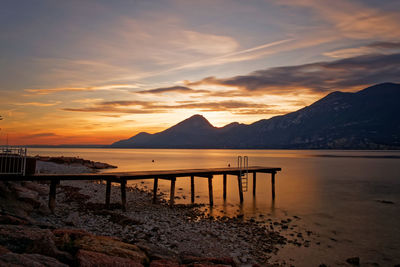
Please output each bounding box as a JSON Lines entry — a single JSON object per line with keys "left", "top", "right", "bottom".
{"left": 1, "top": 166, "right": 281, "bottom": 212}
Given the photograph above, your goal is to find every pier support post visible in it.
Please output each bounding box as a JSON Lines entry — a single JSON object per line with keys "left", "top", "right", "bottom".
{"left": 170, "top": 177, "right": 176, "bottom": 205}
{"left": 191, "top": 175, "right": 195, "bottom": 203}
{"left": 121, "top": 180, "right": 127, "bottom": 211}
{"left": 253, "top": 172, "right": 256, "bottom": 196}
{"left": 223, "top": 174, "right": 227, "bottom": 200}
{"left": 48, "top": 179, "right": 59, "bottom": 213}
{"left": 208, "top": 176, "right": 214, "bottom": 206}
{"left": 105, "top": 179, "right": 111, "bottom": 209}
{"left": 271, "top": 172, "right": 276, "bottom": 200}
{"left": 237, "top": 174, "right": 244, "bottom": 203}
{"left": 153, "top": 178, "right": 158, "bottom": 203}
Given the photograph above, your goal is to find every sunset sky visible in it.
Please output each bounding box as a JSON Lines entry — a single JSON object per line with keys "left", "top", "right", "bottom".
{"left": 1, "top": 0, "right": 400, "bottom": 145}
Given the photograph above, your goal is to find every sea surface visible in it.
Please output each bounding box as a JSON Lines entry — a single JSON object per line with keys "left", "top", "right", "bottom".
{"left": 29, "top": 148, "right": 400, "bottom": 266}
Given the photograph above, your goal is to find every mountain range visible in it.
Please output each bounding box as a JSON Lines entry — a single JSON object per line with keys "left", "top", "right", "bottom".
{"left": 111, "top": 83, "right": 400, "bottom": 149}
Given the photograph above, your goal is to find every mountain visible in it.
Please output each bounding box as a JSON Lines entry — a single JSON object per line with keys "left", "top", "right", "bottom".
{"left": 111, "top": 83, "right": 400, "bottom": 149}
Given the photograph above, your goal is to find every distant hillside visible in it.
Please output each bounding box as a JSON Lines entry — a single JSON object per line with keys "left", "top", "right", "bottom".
{"left": 111, "top": 83, "right": 400, "bottom": 149}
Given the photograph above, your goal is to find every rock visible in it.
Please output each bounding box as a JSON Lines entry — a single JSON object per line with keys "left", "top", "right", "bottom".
{"left": 77, "top": 249, "right": 144, "bottom": 267}
{"left": 13, "top": 184, "right": 40, "bottom": 204}
{"left": 346, "top": 257, "right": 360, "bottom": 266}
{"left": 181, "top": 256, "right": 236, "bottom": 266}
{"left": 53, "top": 228, "right": 148, "bottom": 264}
{"left": 0, "top": 246, "right": 10, "bottom": 255}
{"left": 0, "top": 252, "right": 68, "bottom": 267}
{"left": 22, "top": 181, "right": 49, "bottom": 196}
{"left": 0, "top": 225, "right": 72, "bottom": 263}
{"left": 0, "top": 214, "right": 29, "bottom": 225}
{"left": 150, "top": 259, "right": 180, "bottom": 267}
{"left": 65, "top": 212, "right": 80, "bottom": 226}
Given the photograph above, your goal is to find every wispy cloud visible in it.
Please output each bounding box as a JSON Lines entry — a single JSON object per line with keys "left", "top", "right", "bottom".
{"left": 185, "top": 53, "right": 400, "bottom": 93}
{"left": 25, "top": 84, "right": 137, "bottom": 95}
{"left": 324, "top": 41, "right": 400, "bottom": 58}
{"left": 63, "top": 100, "right": 167, "bottom": 114}
{"left": 62, "top": 99, "right": 278, "bottom": 115}
{"left": 173, "top": 30, "right": 239, "bottom": 55}
{"left": 14, "top": 101, "right": 61, "bottom": 107}
{"left": 21, "top": 132, "right": 58, "bottom": 138}
{"left": 280, "top": 0, "right": 400, "bottom": 40}
{"left": 136, "top": 86, "right": 209, "bottom": 94}
{"left": 164, "top": 38, "right": 295, "bottom": 73}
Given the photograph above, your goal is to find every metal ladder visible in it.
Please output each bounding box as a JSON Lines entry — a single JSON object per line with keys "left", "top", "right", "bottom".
{"left": 237, "top": 156, "right": 249, "bottom": 192}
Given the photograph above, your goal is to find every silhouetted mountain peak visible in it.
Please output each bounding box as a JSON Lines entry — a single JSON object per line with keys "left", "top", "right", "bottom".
{"left": 170, "top": 114, "right": 214, "bottom": 130}
{"left": 135, "top": 132, "right": 151, "bottom": 138}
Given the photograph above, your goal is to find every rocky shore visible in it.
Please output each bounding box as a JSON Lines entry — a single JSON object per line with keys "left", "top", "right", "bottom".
{"left": 0, "top": 159, "right": 323, "bottom": 266}
{"left": 35, "top": 156, "right": 117, "bottom": 174}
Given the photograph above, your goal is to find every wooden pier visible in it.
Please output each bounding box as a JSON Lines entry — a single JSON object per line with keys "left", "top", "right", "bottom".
{"left": 0, "top": 166, "right": 281, "bottom": 212}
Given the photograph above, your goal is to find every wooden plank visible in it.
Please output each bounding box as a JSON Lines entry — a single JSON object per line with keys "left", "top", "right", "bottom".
{"left": 190, "top": 175, "right": 195, "bottom": 203}
{"left": 121, "top": 179, "right": 127, "bottom": 211}
{"left": 208, "top": 176, "right": 213, "bottom": 206}
{"left": 48, "top": 179, "right": 59, "bottom": 213}
{"left": 223, "top": 173, "right": 227, "bottom": 200}
{"left": 153, "top": 178, "right": 158, "bottom": 203}
{"left": 108, "top": 166, "right": 281, "bottom": 180}
{"left": 170, "top": 177, "right": 176, "bottom": 205}
{"left": 252, "top": 171, "right": 256, "bottom": 196}
{"left": 105, "top": 179, "right": 111, "bottom": 209}
{"left": 237, "top": 174, "right": 243, "bottom": 203}
{"left": 3, "top": 166, "right": 281, "bottom": 182}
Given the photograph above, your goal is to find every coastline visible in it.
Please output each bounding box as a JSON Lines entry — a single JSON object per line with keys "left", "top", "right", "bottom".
{"left": 1, "top": 158, "right": 294, "bottom": 266}
{"left": 2, "top": 156, "right": 396, "bottom": 266}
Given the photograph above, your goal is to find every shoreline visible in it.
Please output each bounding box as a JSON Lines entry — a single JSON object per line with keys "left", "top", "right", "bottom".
{"left": 2, "top": 156, "right": 397, "bottom": 266}
{"left": 34, "top": 179, "right": 292, "bottom": 264}
{"left": 1, "top": 178, "right": 295, "bottom": 266}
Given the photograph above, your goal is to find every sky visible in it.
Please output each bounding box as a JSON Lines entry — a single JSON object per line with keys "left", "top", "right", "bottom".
{"left": 1, "top": 0, "right": 400, "bottom": 145}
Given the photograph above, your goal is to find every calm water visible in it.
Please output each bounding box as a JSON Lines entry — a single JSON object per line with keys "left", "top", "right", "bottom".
{"left": 29, "top": 148, "right": 400, "bottom": 265}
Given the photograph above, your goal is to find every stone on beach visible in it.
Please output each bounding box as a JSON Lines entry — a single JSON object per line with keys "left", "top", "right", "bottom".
{"left": 77, "top": 249, "right": 144, "bottom": 267}
{"left": 53, "top": 228, "right": 149, "bottom": 264}
{"left": 0, "top": 252, "right": 68, "bottom": 267}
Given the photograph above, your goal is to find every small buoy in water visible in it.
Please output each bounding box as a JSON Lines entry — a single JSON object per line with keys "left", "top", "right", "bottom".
{"left": 152, "top": 160, "right": 155, "bottom": 162}
{"left": 228, "top": 163, "right": 230, "bottom": 167}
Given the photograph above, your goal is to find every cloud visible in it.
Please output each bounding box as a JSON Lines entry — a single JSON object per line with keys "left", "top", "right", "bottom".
{"left": 21, "top": 133, "right": 58, "bottom": 138}
{"left": 163, "top": 38, "right": 294, "bottom": 73}
{"left": 62, "top": 100, "right": 167, "bottom": 114}
{"left": 324, "top": 41, "right": 400, "bottom": 58}
{"left": 62, "top": 99, "right": 279, "bottom": 115}
{"left": 279, "top": 0, "right": 400, "bottom": 40}
{"left": 174, "top": 30, "right": 239, "bottom": 55}
{"left": 368, "top": 41, "right": 400, "bottom": 49}
{"left": 63, "top": 107, "right": 164, "bottom": 114}
{"left": 160, "top": 100, "right": 273, "bottom": 111}
{"left": 14, "top": 101, "right": 61, "bottom": 107}
{"left": 25, "top": 84, "right": 137, "bottom": 95}
{"left": 185, "top": 53, "right": 400, "bottom": 93}
{"left": 136, "top": 86, "right": 209, "bottom": 94}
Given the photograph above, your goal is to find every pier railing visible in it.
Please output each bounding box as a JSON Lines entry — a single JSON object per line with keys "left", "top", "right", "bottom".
{"left": 0, "top": 146, "right": 27, "bottom": 176}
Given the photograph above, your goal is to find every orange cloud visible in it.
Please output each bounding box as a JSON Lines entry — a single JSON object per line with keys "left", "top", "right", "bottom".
{"left": 25, "top": 84, "right": 137, "bottom": 95}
